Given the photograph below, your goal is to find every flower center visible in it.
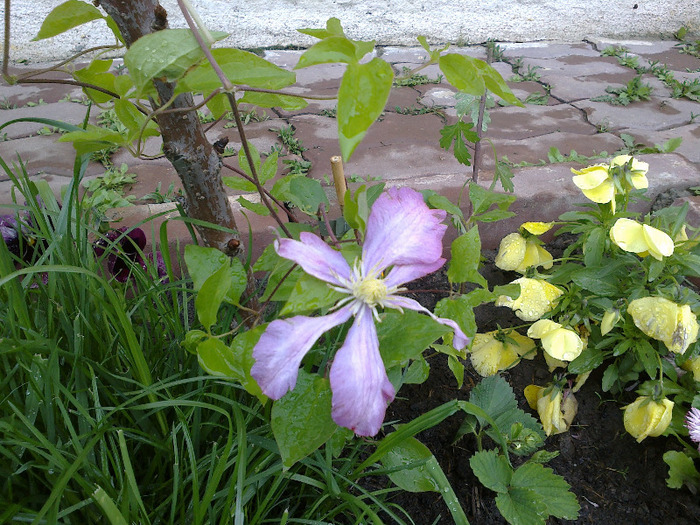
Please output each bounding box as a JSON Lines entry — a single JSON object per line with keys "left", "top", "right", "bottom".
{"left": 353, "top": 277, "right": 387, "bottom": 306}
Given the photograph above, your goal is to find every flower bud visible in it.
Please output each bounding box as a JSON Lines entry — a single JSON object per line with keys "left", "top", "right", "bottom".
{"left": 627, "top": 297, "right": 699, "bottom": 354}
{"left": 524, "top": 384, "right": 578, "bottom": 436}
{"left": 610, "top": 218, "right": 674, "bottom": 260}
{"left": 623, "top": 396, "right": 674, "bottom": 442}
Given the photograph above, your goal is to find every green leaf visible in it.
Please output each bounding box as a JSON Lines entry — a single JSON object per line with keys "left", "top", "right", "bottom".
{"left": 343, "top": 184, "right": 385, "bottom": 233}
{"left": 570, "top": 265, "right": 621, "bottom": 296}
{"left": 657, "top": 136, "right": 682, "bottom": 153}
{"left": 58, "top": 125, "right": 126, "bottom": 154}
{"left": 469, "top": 449, "right": 512, "bottom": 493}
{"left": 34, "top": 0, "right": 104, "bottom": 41}
{"left": 439, "top": 121, "right": 479, "bottom": 166}
{"left": 447, "top": 227, "right": 487, "bottom": 286}
{"left": 184, "top": 245, "right": 247, "bottom": 305}
{"left": 239, "top": 91, "right": 309, "bottom": 110}
{"left": 287, "top": 177, "right": 330, "bottom": 215}
{"left": 663, "top": 450, "right": 700, "bottom": 490}
{"left": 196, "top": 263, "right": 232, "bottom": 328}
{"left": 434, "top": 296, "right": 477, "bottom": 341}
{"left": 337, "top": 59, "right": 394, "bottom": 160}
{"left": 440, "top": 54, "right": 486, "bottom": 96}
{"left": 296, "top": 36, "right": 360, "bottom": 68}
{"left": 495, "top": 487, "right": 547, "bottom": 525}
{"left": 377, "top": 311, "right": 449, "bottom": 368}
{"left": 383, "top": 437, "right": 440, "bottom": 492}
{"left": 178, "top": 48, "right": 296, "bottom": 93}
{"left": 113, "top": 99, "right": 159, "bottom": 142}
{"left": 238, "top": 141, "right": 261, "bottom": 178}
{"left": 222, "top": 176, "right": 256, "bottom": 192}
{"left": 636, "top": 339, "right": 660, "bottom": 379}
{"left": 271, "top": 369, "right": 338, "bottom": 467}
{"left": 469, "top": 182, "right": 516, "bottom": 216}
{"left": 197, "top": 336, "right": 243, "bottom": 378}
{"left": 567, "top": 346, "right": 606, "bottom": 374}
{"left": 583, "top": 227, "right": 605, "bottom": 267}
{"left": 404, "top": 355, "right": 430, "bottom": 385}
{"left": 260, "top": 151, "right": 279, "bottom": 185}
{"left": 468, "top": 375, "right": 517, "bottom": 428}
{"left": 280, "top": 274, "right": 343, "bottom": 316}
{"left": 447, "top": 355, "right": 465, "bottom": 389}
{"left": 229, "top": 326, "right": 267, "bottom": 402}
{"left": 73, "top": 59, "right": 118, "bottom": 104}
{"left": 510, "top": 462, "right": 580, "bottom": 520}
{"left": 237, "top": 196, "right": 271, "bottom": 216}
{"left": 426, "top": 192, "right": 464, "bottom": 220}
{"left": 298, "top": 17, "right": 346, "bottom": 39}
{"left": 124, "top": 29, "right": 227, "bottom": 92}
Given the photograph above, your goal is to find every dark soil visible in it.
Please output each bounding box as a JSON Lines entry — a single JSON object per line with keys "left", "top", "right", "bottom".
{"left": 383, "top": 254, "right": 700, "bottom": 524}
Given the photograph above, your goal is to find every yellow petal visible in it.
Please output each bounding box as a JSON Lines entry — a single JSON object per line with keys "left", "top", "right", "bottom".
{"left": 628, "top": 297, "right": 698, "bottom": 353}
{"left": 571, "top": 165, "right": 609, "bottom": 187}
{"left": 610, "top": 218, "right": 648, "bottom": 253}
{"left": 681, "top": 356, "right": 700, "bottom": 381}
{"left": 497, "top": 279, "right": 563, "bottom": 322}
{"left": 505, "top": 331, "right": 537, "bottom": 359}
{"left": 469, "top": 335, "right": 516, "bottom": 376}
{"left": 540, "top": 327, "right": 584, "bottom": 361}
{"left": 495, "top": 233, "right": 527, "bottom": 271}
{"left": 528, "top": 319, "right": 561, "bottom": 339}
{"left": 671, "top": 305, "right": 699, "bottom": 353}
{"left": 581, "top": 182, "right": 615, "bottom": 205}
{"left": 630, "top": 173, "right": 649, "bottom": 189}
{"left": 524, "top": 384, "right": 544, "bottom": 410}
{"left": 543, "top": 351, "right": 567, "bottom": 371}
{"left": 521, "top": 221, "right": 554, "bottom": 235}
{"left": 641, "top": 224, "right": 674, "bottom": 260}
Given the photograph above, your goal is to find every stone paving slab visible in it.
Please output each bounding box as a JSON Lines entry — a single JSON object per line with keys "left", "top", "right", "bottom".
{"left": 1, "top": 40, "right": 699, "bottom": 261}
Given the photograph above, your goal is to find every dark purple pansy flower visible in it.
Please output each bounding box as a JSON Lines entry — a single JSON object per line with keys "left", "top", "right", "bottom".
{"left": 95, "top": 227, "right": 167, "bottom": 282}
{"left": 0, "top": 215, "right": 21, "bottom": 257}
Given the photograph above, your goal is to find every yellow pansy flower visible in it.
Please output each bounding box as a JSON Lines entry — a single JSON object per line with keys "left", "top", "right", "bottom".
{"left": 681, "top": 356, "right": 700, "bottom": 381}
{"left": 468, "top": 330, "right": 535, "bottom": 377}
{"left": 495, "top": 278, "right": 563, "bottom": 322}
{"left": 528, "top": 319, "right": 585, "bottom": 361}
{"left": 610, "top": 218, "right": 674, "bottom": 260}
{"left": 524, "top": 384, "right": 578, "bottom": 436}
{"left": 610, "top": 155, "right": 649, "bottom": 188}
{"left": 627, "top": 297, "right": 699, "bottom": 354}
{"left": 495, "top": 223, "right": 554, "bottom": 274}
{"left": 571, "top": 164, "right": 615, "bottom": 209}
{"left": 623, "top": 396, "right": 674, "bottom": 442}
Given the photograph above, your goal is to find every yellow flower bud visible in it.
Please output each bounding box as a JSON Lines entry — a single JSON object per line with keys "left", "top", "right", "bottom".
{"left": 528, "top": 319, "right": 585, "bottom": 361}
{"left": 623, "top": 396, "right": 674, "bottom": 442}
{"left": 524, "top": 384, "right": 578, "bottom": 436}
{"left": 601, "top": 309, "right": 621, "bottom": 336}
{"left": 628, "top": 297, "right": 699, "bottom": 354}
{"left": 468, "top": 330, "right": 535, "bottom": 376}
{"left": 610, "top": 218, "right": 674, "bottom": 260}
{"left": 610, "top": 155, "right": 649, "bottom": 188}
{"left": 495, "top": 278, "right": 563, "bottom": 322}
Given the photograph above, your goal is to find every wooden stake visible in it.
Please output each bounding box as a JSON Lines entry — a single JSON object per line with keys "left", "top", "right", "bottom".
{"left": 331, "top": 156, "right": 347, "bottom": 208}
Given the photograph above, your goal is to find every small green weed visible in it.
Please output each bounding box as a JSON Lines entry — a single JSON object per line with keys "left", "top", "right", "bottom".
{"left": 485, "top": 39, "right": 505, "bottom": 61}
{"left": 592, "top": 75, "right": 653, "bottom": 105}
{"left": 524, "top": 91, "right": 549, "bottom": 105}
{"left": 510, "top": 64, "right": 541, "bottom": 82}
{"left": 275, "top": 125, "right": 307, "bottom": 155}
{"left": 223, "top": 108, "right": 269, "bottom": 128}
{"left": 139, "top": 181, "right": 183, "bottom": 204}
{"left": 197, "top": 110, "right": 217, "bottom": 124}
{"left": 394, "top": 104, "right": 447, "bottom": 120}
{"left": 283, "top": 158, "right": 312, "bottom": 175}
{"left": 393, "top": 66, "right": 443, "bottom": 87}
{"left": 348, "top": 173, "right": 382, "bottom": 183}
{"left": 320, "top": 107, "right": 337, "bottom": 118}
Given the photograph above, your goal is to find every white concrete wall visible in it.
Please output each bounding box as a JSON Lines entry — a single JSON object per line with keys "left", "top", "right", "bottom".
{"left": 2, "top": 0, "right": 700, "bottom": 63}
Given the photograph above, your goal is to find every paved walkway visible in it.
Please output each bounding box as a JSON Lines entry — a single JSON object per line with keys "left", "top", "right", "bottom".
{"left": 1, "top": 39, "right": 699, "bottom": 255}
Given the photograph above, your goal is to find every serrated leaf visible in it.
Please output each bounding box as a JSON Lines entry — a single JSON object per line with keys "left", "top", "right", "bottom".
{"left": 468, "top": 375, "right": 517, "bottom": 428}
{"left": 337, "top": 59, "right": 394, "bottom": 160}
{"left": 272, "top": 369, "right": 337, "bottom": 467}
{"left": 124, "top": 29, "right": 227, "bottom": 92}
{"left": 178, "top": 48, "right": 296, "bottom": 93}
{"left": 495, "top": 487, "right": 547, "bottom": 525}
{"left": 469, "top": 449, "right": 512, "bottom": 493}
{"left": 34, "top": 0, "right": 104, "bottom": 41}
{"left": 439, "top": 121, "right": 478, "bottom": 166}
{"left": 510, "top": 462, "right": 580, "bottom": 520}
{"left": 663, "top": 450, "right": 700, "bottom": 490}
{"left": 377, "top": 311, "right": 449, "bottom": 368}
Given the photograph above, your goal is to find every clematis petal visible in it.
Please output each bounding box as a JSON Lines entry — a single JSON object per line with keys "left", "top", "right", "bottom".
{"left": 329, "top": 306, "right": 395, "bottom": 436}
{"left": 362, "top": 187, "right": 447, "bottom": 274}
{"left": 382, "top": 295, "right": 470, "bottom": 349}
{"left": 382, "top": 258, "right": 446, "bottom": 289}
{"left": 251, "top": 307, "right": 353, "bottom": 399}
{"left": 276, "top": 232, "right": 351, "bottom": 287}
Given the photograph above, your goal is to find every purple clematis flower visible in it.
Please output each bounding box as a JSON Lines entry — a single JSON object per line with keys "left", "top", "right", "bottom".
{"left": 686, "top": 407, "right": 700, "bottom": 452}
{"left": 251, "top": 187, "right": 469, "bottom": 436}
{"left": 0, "top": 215, "right": 22, "bottom": 257}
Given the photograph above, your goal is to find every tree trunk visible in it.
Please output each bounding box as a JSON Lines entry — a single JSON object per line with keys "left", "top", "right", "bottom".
{"left": 98, "top": 0, "right": 241, "bottom": 256}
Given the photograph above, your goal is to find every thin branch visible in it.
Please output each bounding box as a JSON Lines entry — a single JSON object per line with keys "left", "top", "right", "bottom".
{"left": 472, "top": 45, "right": 493, "bottom": 183}
{"left": 18, "top": 78, "right": 123, "bottom": 101}
{"left": 14, "top": 45, "right": 122, "bottom": 81}
{"left": 319, "top": 203, "right": 341, "bottom": 249}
